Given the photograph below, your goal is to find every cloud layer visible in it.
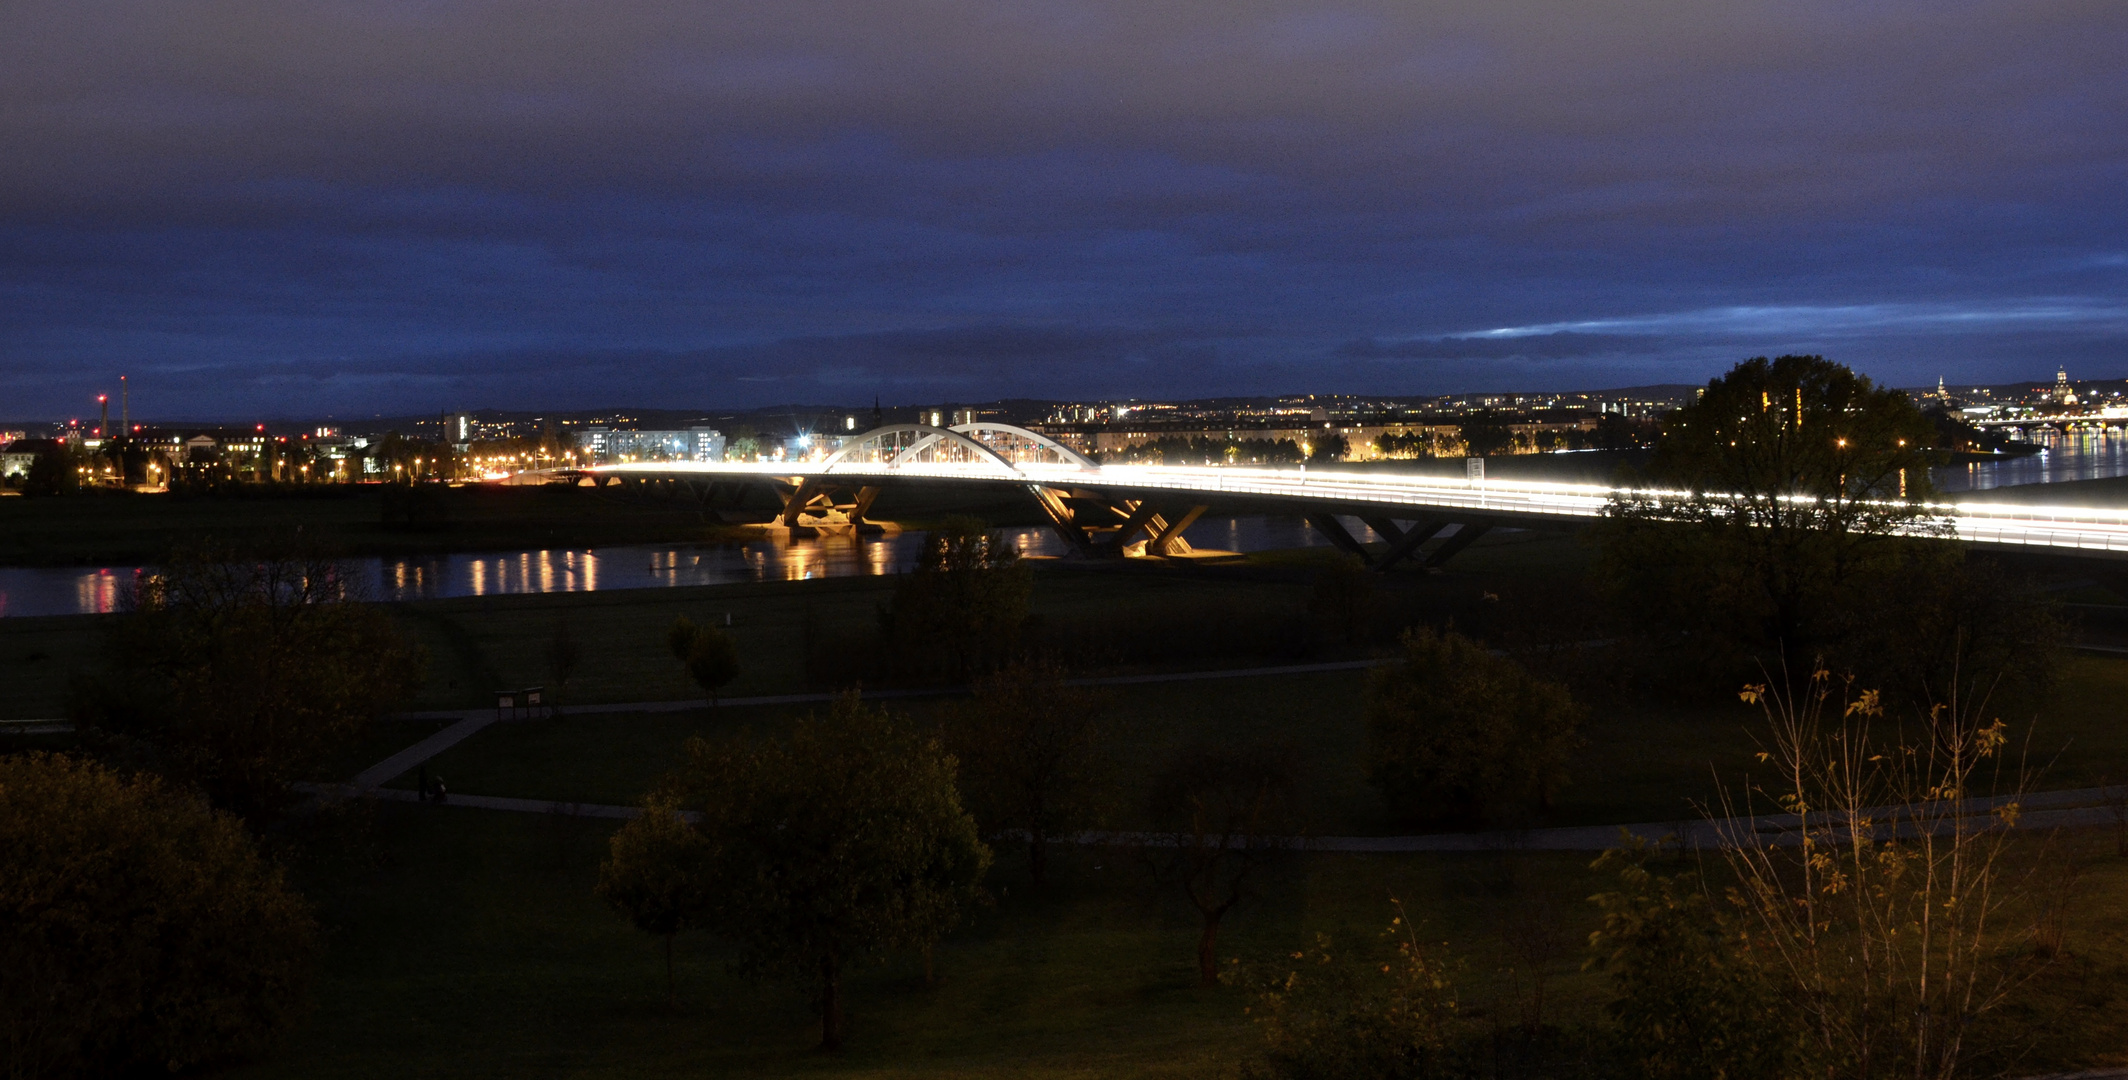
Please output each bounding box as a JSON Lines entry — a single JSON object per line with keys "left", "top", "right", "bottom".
{"left": 2, "top": 0, "right": 2124, "bottom": 416}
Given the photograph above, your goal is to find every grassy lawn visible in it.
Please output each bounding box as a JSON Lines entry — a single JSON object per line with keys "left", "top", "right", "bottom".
{"left": 0, "top": 613, "right": 104, "bottom": 719}
{"left": 234, "top": 804, "right": 1625, "bottom": 1080}
{"left": 359, "top": 649, "right": 2128, "bottom": 841}
{"left": 229, "top": 802, "right": 2128, "bottom": 1079}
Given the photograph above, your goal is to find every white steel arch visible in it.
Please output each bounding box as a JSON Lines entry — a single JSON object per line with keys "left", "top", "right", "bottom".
{"left": 946, "top": 422, "right": 1097, "bottom": 469}
{"left": 822, "top": 424, "right": 1021, "bottom": 473}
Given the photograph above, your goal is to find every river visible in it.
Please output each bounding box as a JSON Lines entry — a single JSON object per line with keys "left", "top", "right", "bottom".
{"left": 6, "top": 433, "right": 2125, "bottom": 619}
{"left": 0, "top": 515, "right": 1388, "bottom": 618}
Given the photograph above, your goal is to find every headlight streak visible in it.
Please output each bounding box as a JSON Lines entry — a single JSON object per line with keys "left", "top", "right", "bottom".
{"left": 561, "top": 462, "right": 2128, "bottom": 556}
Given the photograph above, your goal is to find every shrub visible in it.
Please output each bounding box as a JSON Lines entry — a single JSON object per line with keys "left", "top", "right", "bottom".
{"left": 0, "top": 753, "right": 317, "bottom": 1078}
{"left": 1586, "top": 841, "right": 1806, "bottom": 1079}
{"left": 1363, "top": 627, "right": 1582, "bottom": 826}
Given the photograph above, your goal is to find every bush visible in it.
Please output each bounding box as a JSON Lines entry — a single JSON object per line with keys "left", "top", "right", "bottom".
{"left": 666, "top": 616, "right": 742, "bottom": 704}
{"left": 1586, "top": 842, "right": 1806, "bottom": 1080}
{"left": 1363, "top": 627, "right": 1582, "bottom": 826}
{"left": 0, "top": 753, "right": 317, "bottom": 1078}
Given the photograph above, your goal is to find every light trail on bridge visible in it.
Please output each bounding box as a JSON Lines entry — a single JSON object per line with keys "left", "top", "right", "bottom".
{"left": 572, "top": 458, "right": 2128, "bottom": 559}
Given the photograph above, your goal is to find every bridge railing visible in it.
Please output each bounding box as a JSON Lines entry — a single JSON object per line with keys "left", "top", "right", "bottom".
{"left": 565, "top": 459, "right": 2128, "bottom": 554}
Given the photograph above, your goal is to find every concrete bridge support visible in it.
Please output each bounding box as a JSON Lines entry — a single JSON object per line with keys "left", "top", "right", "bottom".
{"left": 1027, "top": 486, "right": 1210, "bottom": 559}
{"left": 1309, "top": 514, "right": 1496, "bottom": 571}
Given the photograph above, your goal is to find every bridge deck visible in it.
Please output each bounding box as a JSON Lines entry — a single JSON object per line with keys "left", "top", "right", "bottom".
{"left": 570, "top": 461, "right": 2128, "bottom": 559}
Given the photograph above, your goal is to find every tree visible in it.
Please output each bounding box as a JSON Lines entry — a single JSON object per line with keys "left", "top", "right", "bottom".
{"left": 0, "top": 753, "right": 317, "bottom": 1078}
{"left": 545, "top": 617, "right": 582, "bottom": 714}
{"left": 1363, "top": 627, "right": 1582, "bottom": 826}
{"left": 668, "top": 694, "right": 990, "bottom": 1048}
{"left": 72, "top": 544, "right": 424, "bottom": 823}
{"left": 667, "top": 617, "right": 742, "bottom": 705}
{"left": 884, "top": 517, "right": 1031, "bottom": 679}
{"left": 1308, "top": 432, "right": 1349, "bottom": 463}
{"left": 1144, "top": 742, "right": 1300, "bottom": 987}
{"left": 942, "top": 659, "right": 1110, "bottom": 885}
{"left": 598, "top": 800, "right": 712, "bottom": 1009}
{"left": 22, "top": 444, "right": 82, "bottom": 496}
{"left": 1456, "top": 412, "right": 1516, "bottom": 457}
{"left": 1598, "top": 355, "right": 1944, "bottom": 680}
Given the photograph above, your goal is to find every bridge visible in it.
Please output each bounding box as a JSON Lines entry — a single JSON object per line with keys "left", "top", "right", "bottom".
{"left": 528, "top": 422, "right": 2128, "bottom": 569}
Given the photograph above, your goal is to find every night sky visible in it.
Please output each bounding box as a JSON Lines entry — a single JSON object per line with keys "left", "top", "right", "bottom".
{"left": 3, "top": 1, "right": 2125, "bottom": 419}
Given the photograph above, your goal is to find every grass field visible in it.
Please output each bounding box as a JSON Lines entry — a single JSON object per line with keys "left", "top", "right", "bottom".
{"left": 0, "top": 481, "right": 1063, "bottom": 567}
{"left": 235, "top": 805, "right": 1630, "bottom": 1080}
{"left": 16, "top": 526, "right": 2128, "bottom": 1074}
{"left": 225, "top": 802, "right": 2128, "bottom": 1079}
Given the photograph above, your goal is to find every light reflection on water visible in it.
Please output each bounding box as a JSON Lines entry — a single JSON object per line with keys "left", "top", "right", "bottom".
{"left": 1, "top": 518, "right": 1378, "bottom": 617}
{"left": 1929, "top": 428, "right": 2128, "bottom": 493}
{"left": 13, "top": 436, "right": 2123, "bottom": 620}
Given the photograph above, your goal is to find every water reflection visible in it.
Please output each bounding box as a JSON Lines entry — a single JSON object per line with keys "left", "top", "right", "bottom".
{"left": 3, "top": 518, "right": 1342, "bottom": 616}
{"left": 7, "top": 447, "right": 2118, "bottom": 621}
{"left": 1931, "top": 428, "right": 2128, "bottom": 493}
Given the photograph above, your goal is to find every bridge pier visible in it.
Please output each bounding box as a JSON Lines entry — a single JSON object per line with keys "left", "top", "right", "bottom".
{"left": 1027, "top": 487, "right": 1210, "bottom": 559}
{"left": 1309, "top": 513, "right": 1493, "bottom": 571}
{"left": 774, "top": 477, "right": 885, "bottom": 536}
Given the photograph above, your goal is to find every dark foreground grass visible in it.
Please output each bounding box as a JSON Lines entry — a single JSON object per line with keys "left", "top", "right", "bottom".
{"left": 234, "top": 805, "right": 2128, "bottom": 1079}
{"left": 236, "top": 804, "right": 1621, "bottom": 1080}
{"left": 0, "top": 613, "right": 102, "bottom": 719}
{"left": 0, "top": 485, "right": 776, "bottom": 567}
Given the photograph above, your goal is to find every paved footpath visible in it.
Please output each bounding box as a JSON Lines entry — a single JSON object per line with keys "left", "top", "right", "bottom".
{"left": 345, "top": 657, "right": 2128, "bottom": 853}
{"left": 394, "top": 658, "right": 1388, "bottom": 723}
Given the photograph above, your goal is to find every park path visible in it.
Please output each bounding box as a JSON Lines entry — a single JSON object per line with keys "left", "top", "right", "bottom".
{"left": 393, "top": 657, "right": 1388, "bottom": 723}
{"left": 343, "top": 655, "right": 2128, "bottom": 852}
{"left": 315, "top": 779, "right": 2127, "bottom": 853}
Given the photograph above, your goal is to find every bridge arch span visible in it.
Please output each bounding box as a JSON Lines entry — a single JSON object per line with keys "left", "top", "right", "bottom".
{"left": 945, "top": 422, "right": 1096, "bottom": 469}
{"left": 822, "top": 424, "right": 1020, "bottom": 473}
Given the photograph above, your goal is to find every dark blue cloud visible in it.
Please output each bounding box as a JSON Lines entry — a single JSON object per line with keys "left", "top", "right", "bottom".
{"left": 1, "top": 0, "right": 2125, "bottom": 418}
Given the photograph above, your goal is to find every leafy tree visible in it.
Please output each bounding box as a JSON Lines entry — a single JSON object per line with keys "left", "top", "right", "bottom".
{"left": 1363, "top": 627, "right": 1582, "bottom": 826}
{"left": 1587, "top": 841, "right": 1807, "bottom": 1080}
{"left": 1591, "top": 412, "right": 1660, "bottom": 450}
{"left": 885, "top": 517, "right": 1031, "bottom": 679}
{"left": 22, "top": 444, "right": 83, "bottom": 496}
{"left": 1598, "top": 355, "right": 1944, "bottom": 680}
{"left": 1307, "top": 432, "right": 1349, "bottom": 463}
{"left": 1144, "top": 742, "right": 1300, "bottom": 987}
{"left": 72, "top": 544, "right": 423, "bottom": 823}
{"left": 667, "top": 616, "right": 742, "bottom": 705}
{"left": 0, "top": 753, "right": 317, "bottom": 1078}
{"left": 1456, "top": 412, "right": 1516, "bottom": 457}
{"left": 598, "top": 800, "right": 712, "bottom": 1009}
{"left": 942, "top": 659, "right": 1110, "bottom": 885}
{"left": 668, "top": 694, "right": 990, "bottom": 1048}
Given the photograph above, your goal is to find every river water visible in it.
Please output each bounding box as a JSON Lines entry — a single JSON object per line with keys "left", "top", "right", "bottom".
{"left": 7, "top": 432, "right": 2125, "bottom": 618}
{"left": 0, "top": 516, "right": 1389, "bottom": 618}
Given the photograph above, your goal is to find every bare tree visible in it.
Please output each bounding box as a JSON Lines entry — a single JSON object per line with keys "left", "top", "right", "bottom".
{"left": 1142, "top": 743, "right": 1300, "bottom": 987}
{"left": 942, "top": 660, "right": 1110, "bottom": 885}
{"left": 1712, "top": 665, "right": 2046, "bottom": 1078}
